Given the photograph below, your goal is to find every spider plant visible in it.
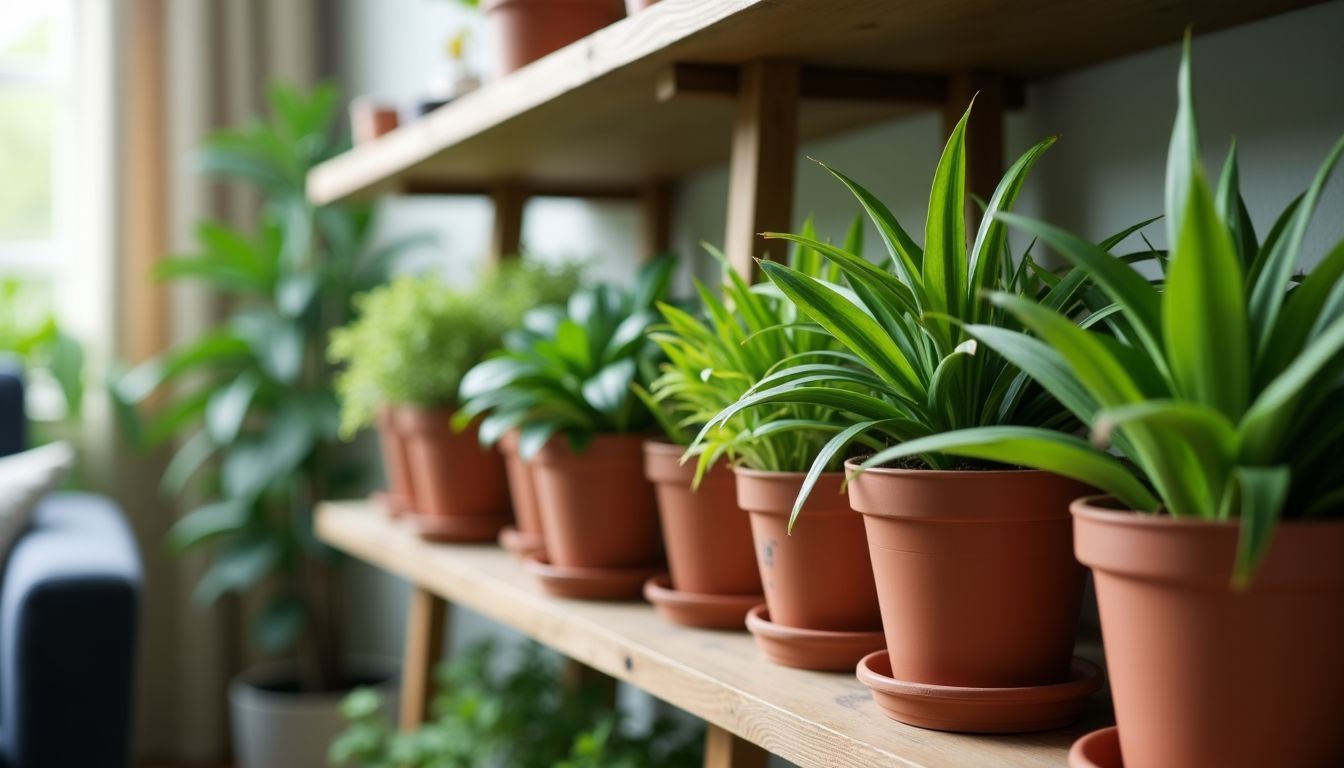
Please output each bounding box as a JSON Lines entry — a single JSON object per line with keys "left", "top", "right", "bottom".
{"left": 454, "top": 257, "right": 673, "bottom": 458}
{"left": 635, "top": 222, "right": 873, "bottom": 482}
{"left": 695, "top": 103, "right": 1156, "bottom": 524}
{"left": 858, "top": 37, "right": 1344, "bottom": 584}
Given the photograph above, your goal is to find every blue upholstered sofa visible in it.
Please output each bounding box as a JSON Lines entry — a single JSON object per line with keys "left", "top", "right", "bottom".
{"left": 0, "top": 367, "right": 140, "bottom": 768}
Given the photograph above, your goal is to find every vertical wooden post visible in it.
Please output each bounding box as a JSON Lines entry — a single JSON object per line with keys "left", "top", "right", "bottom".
{"left": 724, "top": 60, "right": 799, "bottom": 279}
{"left": 562, "top": 658, "right": 618, "bottom": 707}
{"left": 639, "top": 180, "right": 674, "bottom": 261}
{"left": 943, "top": 72, "right": 1006, "bottom": 229}
{"left": 490, "top": 181, "right": 528, "bottom": 262}
{"left": 703, "top": 724, "right": 768, "bottom": 768}
{"left": 400, "top": 589, "right": 448, "bottom": 731}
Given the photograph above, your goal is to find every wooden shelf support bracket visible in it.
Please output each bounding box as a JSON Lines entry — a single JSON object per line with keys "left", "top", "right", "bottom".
{"left": 703, "top": 724, "right": 769, "bottom": 768}
{"left": 724, "top": 60, "right": 800, "bottom": 278}
{"left": 400, "top": 588, "right": 450, "bottom": 731}
{"left": 490, "top": 181, "right": 529, "bottom": 262}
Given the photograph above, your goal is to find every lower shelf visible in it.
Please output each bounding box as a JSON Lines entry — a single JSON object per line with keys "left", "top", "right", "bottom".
{"left": 316, "top": 500, "right": 1111, "bottom": 768}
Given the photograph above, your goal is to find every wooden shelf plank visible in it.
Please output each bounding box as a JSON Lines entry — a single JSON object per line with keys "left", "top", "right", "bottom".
{"left": 317, "top": 501, "right": 1111, "bottom": 768}
{"left": 308, "top": 0, "right": 1318, "bottom": 204}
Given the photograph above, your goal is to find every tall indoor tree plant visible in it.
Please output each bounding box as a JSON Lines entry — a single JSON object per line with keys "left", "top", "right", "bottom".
{"left": 112, "top": 84, "right": 422, "bottom": 766}
{"left": 858, "top": 40, "right": 1344, "bottom": 767}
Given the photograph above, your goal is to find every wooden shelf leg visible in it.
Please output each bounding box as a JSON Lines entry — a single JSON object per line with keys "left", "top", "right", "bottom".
{"left": 703, "top": 724, "right": 768, "bottom": 768}
{"left": 562, "top": 657, "right": 618, "bottom": 707}
{"left": 724, "top": 60, "right": 800, "bottom": 279}
{"left": 490, "top": 181, "right": 529, "bottom": 262}
{"left": 944, "top": 72, "right": 1006, "bottom": 229}
{"left": 400, "top": 588, "right": 449, "bottom": 731}
{"left": 640, "top": 179, "right": 675, "bottom": 261}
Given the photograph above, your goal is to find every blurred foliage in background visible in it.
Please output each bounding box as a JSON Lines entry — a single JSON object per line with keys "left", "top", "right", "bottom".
{"left": 0, "top": 276, "right": 84, "bottom": 419}
{"left": 331, "top": 640, "right": 703, "bottom": 768}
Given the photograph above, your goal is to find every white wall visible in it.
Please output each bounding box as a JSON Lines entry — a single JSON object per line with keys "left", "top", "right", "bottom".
{"left": 332, "top": 0, "right": 1344, "bottom": 756}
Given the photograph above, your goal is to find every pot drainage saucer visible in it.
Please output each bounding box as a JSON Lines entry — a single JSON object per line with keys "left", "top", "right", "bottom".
{"left": 745, "top": 604, "right": 885, "bottom": 671}
{"left": 524, "top": 553, "right": 661, "bottom": 600}
{"left": 643, "top": 575, "right": 760, "bottom": 630}
{"left": 1069, "top": 726, "right": 1123, "bottom": 768}
{"left": 498, "top": 525, "right": 545, "bottom": 558}
{"left": 856, "top": 649, "right": 1103, "bottom": 733}
{"left": 411, "top": 511, "right": 507, "bottom": 543}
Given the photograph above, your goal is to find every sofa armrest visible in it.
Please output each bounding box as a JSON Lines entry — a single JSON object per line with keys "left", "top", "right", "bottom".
{"left": 0, "top": 365, "right": 24, "bottom": 459}
{"left": 0, "top": 493, "right": 141, "bottom": 768}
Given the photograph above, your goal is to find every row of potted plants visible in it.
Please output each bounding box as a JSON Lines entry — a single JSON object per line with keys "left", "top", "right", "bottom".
{"left": 458, "top": 0, "right": 660, "bottom": 78}
{"left": 332, "top": 43, "right": 1344, "bottom": 768}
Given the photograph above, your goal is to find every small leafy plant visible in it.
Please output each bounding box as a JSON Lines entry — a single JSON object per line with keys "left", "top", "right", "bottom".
{"left": 329, "top": 640, "right": 702, "bottom": 768}
{"left": 328, "top": 261, "right": 581, "bottom": 438}
{"left": 858, "top": 37, "right": 1344, "bottom": 583}
{"left": 455, "top": 257, "right": 674, "bottom": 458}
{"left": 698, "top": 104, "right": 1154, "bottom": 523}
{"left": 637, "top": 227, "right": 874, "bottom": 481}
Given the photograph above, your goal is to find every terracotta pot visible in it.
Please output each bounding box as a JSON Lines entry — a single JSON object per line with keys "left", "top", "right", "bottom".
{"left": 484, "top": 0, "right": 625, "bottom": 76}
{"left": 373, "top": 406, "right": 415, "bottom": 516}
{"left": 644, "top": 441, "right": 760, "bottom": 596}
{"left": 1074, "top": 497, "right": 1344, "bottom": 768}
{"left": 734, "top": 468, "right": 881, "bottom": 632}
{"left": 847, "top": 462, "right": 1089, "bottom": 688}
{"left": 624, "top": 0, "right": 658, "bottom": 13}
{"left": 499, "top": 430, "right": 545, "bottom": 548}
{"left": 531, "top": 433, "right": 661, "bottom": 569}
{"left": 395, "top": 406, "right": 510, "bottom": 535}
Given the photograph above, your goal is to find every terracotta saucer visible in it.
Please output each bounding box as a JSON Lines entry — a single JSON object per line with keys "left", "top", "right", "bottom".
{"left": 371, "top": 490, "right": 413, "bottom": 518}
{"left": 524, "top": 553, "right": 662, "bottom": 600}
{"left": 498, "top": 525, "right": 545, "bottom": 558}
{"left": 857, "top": 650, "right": 1103, "bottom": 733}
{"left": 745, "top": 604, "right": 885, "bottom": 671}
{"left": 411, "top": 512, "right": 507, "bottom": 543}
{"left": 642, "top": 575, "right": 760, "bottom": 630}
{"left": 1069, "top": 726, "right": 1123, "bottom": 768}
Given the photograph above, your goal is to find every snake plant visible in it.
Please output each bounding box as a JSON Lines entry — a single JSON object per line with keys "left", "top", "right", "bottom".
{"left": 859, "top": 37, "right": 1344, "bottom": 584}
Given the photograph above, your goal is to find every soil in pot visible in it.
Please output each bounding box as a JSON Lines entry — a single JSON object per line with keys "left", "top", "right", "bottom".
{"left": 498, "top": 430, "right": 545, "bottom": 556}
{"left": 735, "top": 468, "right": 881, "bottom": 633}
{"left": 396, "top": 406, "right": 510, "bottom": 542}
{"left": 230, "top": 659, "right": 398, "bottom": 768}
{"left": 847, "top": 460, "right": 1089, "bottom": 689}
{"left": 530, "top": 433, "right": 662, "bottom": 569}
{"left": 1073, "top": 497, "right": 1344, "bottom": 768}
{"left": 484, "top": 0, "right": 625, "bottom": 75}
{"left": 644, "top": 441, "right": 760, "bottom": 596}
{"left": 373, "top": 406, "right": 416, "bottom": 517}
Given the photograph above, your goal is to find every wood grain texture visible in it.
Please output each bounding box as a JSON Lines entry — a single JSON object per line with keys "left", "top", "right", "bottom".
{"left": 400, "top": 588, "right": 448, "bottom": 731}
{"left": 306, "top": 0, "right": 1319, "bottom": 204}
{"left": 318, "top": 502, "right": 1111, "bottom": 768}
{"left": 725, "top": 60, "right": 799, "bottom": 277}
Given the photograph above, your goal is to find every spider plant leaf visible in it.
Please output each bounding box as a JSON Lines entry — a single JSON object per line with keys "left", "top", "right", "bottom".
{"left": 1165, "top": 33, "right": 1201, "bottom": 251}
{"left": 926, "top": 341, "right": 977, "bottom": 430}
{"left": 1259, "top": 239, "right": 1344, "bottom": 380}
{"left": 857, "top": 426, "right": 1160, "bottom": 513}
{"left": 1164, "top": 168, "right": 1250, "bottom": 418}
{"left": 964, "top": 324, "right": 1098, "bottom": 422}
{"left": 1215, "top": 140, "right": 1259, "bottom": 270}
{"left": 788, "top": 419, "right": 917, "bottom": 531}
{"left": 814, "top": 161, "right": 923, "bottom": 287}
{"left": 924, "top": 104, "right": 971, "bottom": 339}
{"left": 969, "top": 135, "right": 1056, "bottom": 322}
{"left": 1229, "top": 465, "right": 1290, "bottom": 588}
{"left": 758, "top": 260, "right": 922, "bottom": 394}
{"left": 1092, "top": 400, "right": 1237, "bottom": 510}
{"left": 1239, "top": 311, "right": 1344, "bottom": 463}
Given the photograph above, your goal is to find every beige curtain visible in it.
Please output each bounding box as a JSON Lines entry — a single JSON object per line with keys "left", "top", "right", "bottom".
{"left": 111, "top": 1, "right": 320, "bottom": 763}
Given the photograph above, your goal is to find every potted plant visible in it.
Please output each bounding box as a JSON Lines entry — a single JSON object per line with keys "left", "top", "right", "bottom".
{"left": 704, "top": 109, "right": 1168, "bottom": 724}
{"left": 328, "top": 263, "right": 579, "bottom": 544}
{"left": 111, "top": 85, "right": 424, "bottom": 767}
{"left": 868, "top": 41, "right": 1344, "bottom": 766}
{"left": 670, "top": 229, "right": 885, "bottom": 667}
{"left": 450, "top": 0, "right": 626, "bottom": 77}
{"left": 455, "top": 258, "right": 673, "bottom": 599}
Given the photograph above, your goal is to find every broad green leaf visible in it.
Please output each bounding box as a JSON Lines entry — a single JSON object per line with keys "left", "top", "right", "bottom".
{"left": 194, "top": 537, "right": 281, "bottom": 605}
{"left": 160, "top": 429, "right": 219, "bottom": 496}
{"left": 205, "top": 373, "right": 260, "bottom": 445}
{"left": 1165, "top": 33, "right": 1200, "bottom": 249}
{"left": 167, "top": 500, "right": 249, "bottom": 553}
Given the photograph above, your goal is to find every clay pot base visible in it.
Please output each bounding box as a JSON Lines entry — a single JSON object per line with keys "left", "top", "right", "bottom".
{"left": 524, "top": 553, "right": 661, "bottom": 601}
{"left": 1069, "top": 726, "right": 1122, "bottom": 768}
{"left": 857, "top": 650, "right": 1103, "bottom": 734}
{"left": 745, "top": 604, "right": 885, "bottom": 671}
{"left": 643, "top": 575, "right": 760, "bottom": 630}
{"left": 371, "top": 491, "right": 412, "bottom": 518}
{"left": 498, "top": 525, "right": 545, "bottom": 558}
{"left": 412, "top": 512, "right": 507, "bottom": 543}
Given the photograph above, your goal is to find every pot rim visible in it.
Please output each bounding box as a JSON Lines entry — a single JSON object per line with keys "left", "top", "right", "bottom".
{"left": 1072, "top": 494, "right": 1344, "bottom": 533}
{"left": 843, "top": 456, "right": 1050, "bottom": 479}
{"left": 732, "top": 467, "right": 842, "bottom": 481}
{"left": 532, "top": 431, "right": 651, "bottom": 463}
{"left": 229, "top": 656, "right": 399, "bottom": 711}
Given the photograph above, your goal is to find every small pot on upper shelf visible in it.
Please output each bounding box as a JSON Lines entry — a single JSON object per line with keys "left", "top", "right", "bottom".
{"left": 497, "top": 429, "right": 545, "bottom": 557}
{"left": 372, "top": 405, "right": 415, "bottom": 517}
{"left": 483, "top": 0, "right": 625, "bottom": 76}
{"left": 396, "top": 406, "right": 510, "bottom": 542}
{"left": 735, "top": 468, "right": 883, "bottom": 670}
{"left": 643, "top": 441, "right": 760, "bottom": 628}
{"left": 1073, "top": 497, "right": 1344, "bottom": 768}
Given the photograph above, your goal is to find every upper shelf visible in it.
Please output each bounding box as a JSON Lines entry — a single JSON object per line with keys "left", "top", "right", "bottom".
{"left": 308, "top": 0, "right": 1320, "bottom": 205}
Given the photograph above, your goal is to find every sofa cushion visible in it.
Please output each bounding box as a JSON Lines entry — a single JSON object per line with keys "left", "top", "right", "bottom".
{"left": 0, "top": 443, "right": 73, "bottom": 565}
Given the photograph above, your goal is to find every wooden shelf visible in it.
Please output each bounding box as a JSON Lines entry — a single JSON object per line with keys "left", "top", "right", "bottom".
{"left": 317, "top": 501, "right": 1111, "bottom": 768}
{"left": 308, "top": 0, "right": 1318, "bottom": 205}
